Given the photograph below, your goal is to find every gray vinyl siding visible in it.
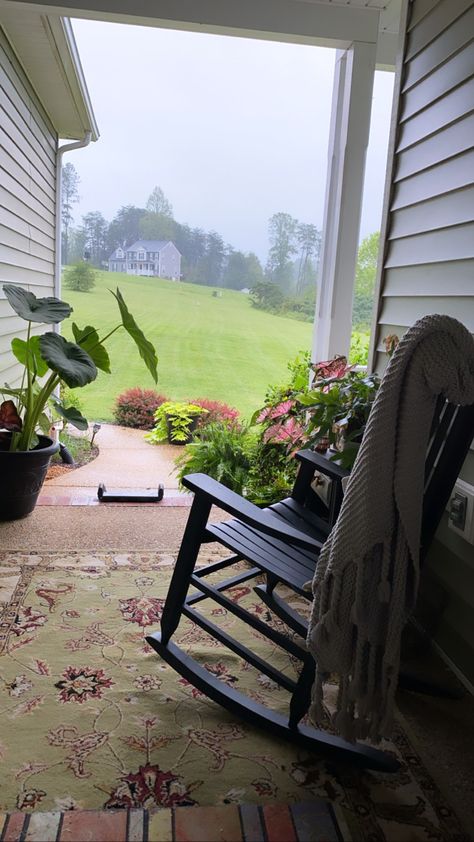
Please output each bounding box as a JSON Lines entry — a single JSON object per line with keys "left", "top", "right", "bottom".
{"left": 372, "top": 0, "right": 474, "bottom": 682}
{"left": 0, "top": 26, "right": 57, "bottom": 385}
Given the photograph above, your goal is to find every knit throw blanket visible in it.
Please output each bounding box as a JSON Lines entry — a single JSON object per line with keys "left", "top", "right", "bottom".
{"left": 307, "top": 315, "right": 474, "bottom": 744}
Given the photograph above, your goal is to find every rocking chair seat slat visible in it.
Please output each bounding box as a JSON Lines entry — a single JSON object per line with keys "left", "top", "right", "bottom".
{"left": 183, "top": 473, "right": 323, "bottom": 551}
{"left": 269, "top": 498, "right": 332, "bottom": 538}
{"left": 206, "top": 520, "right": 319, "bottom": 594}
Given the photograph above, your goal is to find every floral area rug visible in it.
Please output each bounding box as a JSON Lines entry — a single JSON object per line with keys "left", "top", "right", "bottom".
{"left": 0, "top": 550, "right": 465, "bottom": 841}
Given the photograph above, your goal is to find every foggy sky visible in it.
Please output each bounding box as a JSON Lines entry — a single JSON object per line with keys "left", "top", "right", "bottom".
{"left": 69, "top": 19, "right": 394, "bottom": 262}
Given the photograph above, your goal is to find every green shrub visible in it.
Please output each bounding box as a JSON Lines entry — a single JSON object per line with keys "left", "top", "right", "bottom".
{"left": 50, "top": 430, "right": 95, "bottom": 466}
{"left": 64, "top": 261, "right": 96, "bottom": 292}
{"left": 59, "top": 385, "right": 83, "bottom": 414}
{"left": 145, "top": 402, "right": 206, "bottom": 444}
{"left": 349, "top": 331, "right": 370, "bottom": 366}
{"left": 176, "top": 422, "right": 255, "bottom": 495}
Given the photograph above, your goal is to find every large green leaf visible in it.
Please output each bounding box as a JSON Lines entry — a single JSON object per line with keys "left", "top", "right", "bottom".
{"left": 72, "top": 323, "right": 111, "bottom": 373}
{"left": 11, "top": 336, "right": 49, "bottom": 377}
{"left": 3, "top": 285, "right": 72, "bottom": 324}
{"left": 53, "top": 401, "right": 89, "bottom": 431}
{"left": 111, "top": 288, "right": 158, "bottom": 383}
{"left": 39, "top": 333, "right": 97, "bottom": 388}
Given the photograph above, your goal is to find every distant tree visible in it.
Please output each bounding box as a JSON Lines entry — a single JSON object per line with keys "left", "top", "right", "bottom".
{"left": 353, "top": 231, "right": 380, "bottom": 330}
{"left": 250, "top": 281, "right": 284, "bottom": 311}
{"left": 223, "top": 250, "right": 247, "bottom": 289}
{"left": 295, "top": 223, "right": 321, "bottom": 295}
{"left": 67, "top": 226, "right": 88, "bottom": 265}
{"left": 265, "top": 212, "right": 298, "bottom": 291}
{"left": 245, "top": 253, "right": 265, "bottom": 287}
{"left": 224, "top": 250, "right": 264, "bottom": 290}
{"left": 61, "top": 163, "right": 80, "bottom": 264}
{"left": 139, "top": 212, "right": 175, "bottom": 242}
{"left": 107, "top": 205, "right": 147, "bottom": 252}
{"left": 179, "top": 227, "right": 206, "bottom": 280}
{"left": 188, "top": 228, "right": 207, "bottom": 273}
{"left": 194, "top": 231, "right": 226, "bottom": 285}
{"left": 146, "top": 186, "right": 173, "bottom": 218}
{"left": 81, "top": 211, "right": 109, "bottom": 267}
{"left": 64, "top": 261, "right": 96, "bottom": 292}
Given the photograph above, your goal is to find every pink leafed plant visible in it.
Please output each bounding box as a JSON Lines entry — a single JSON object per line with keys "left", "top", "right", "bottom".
{"left": 256, "top": 399, "right": 296, "bottom": 424}
{"left": 189, "top": 398, "right": 240, "bottom": 427}
{"left": 312, "top": 355, "right": 354, "bottom": 383}
{"left": 114, "top": 388, "right": 169, "bottom": 430}
{"left": 263, "top": 417, "right": 306, "bottom": 446}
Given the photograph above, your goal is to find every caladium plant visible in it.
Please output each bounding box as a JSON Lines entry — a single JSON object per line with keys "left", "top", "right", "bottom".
{"left": 0, "top": 284, "right": 158, "bottom": 452}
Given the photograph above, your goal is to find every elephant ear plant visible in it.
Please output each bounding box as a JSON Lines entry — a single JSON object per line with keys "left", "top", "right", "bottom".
{"left": 0, "top": 284, "right": 158, "bottom": 453}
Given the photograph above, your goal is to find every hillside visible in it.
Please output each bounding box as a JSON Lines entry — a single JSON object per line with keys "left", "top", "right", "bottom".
{"left": 62, "top": 271, "right": 312, "bottom": 421}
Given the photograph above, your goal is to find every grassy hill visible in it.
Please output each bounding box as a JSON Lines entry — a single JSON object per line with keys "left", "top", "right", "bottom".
{"left": 62, "top": 270, "right": 312, "bottom": 422}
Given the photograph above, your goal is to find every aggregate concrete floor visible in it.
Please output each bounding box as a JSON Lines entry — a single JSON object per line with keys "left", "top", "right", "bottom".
{"left": 0, "top": 505, "right": 191, "bottom": 551}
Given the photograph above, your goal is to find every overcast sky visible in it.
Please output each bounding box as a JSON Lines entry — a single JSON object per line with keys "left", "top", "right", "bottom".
{"left": 69, "top": 19, "right": 394, "bottom": 262}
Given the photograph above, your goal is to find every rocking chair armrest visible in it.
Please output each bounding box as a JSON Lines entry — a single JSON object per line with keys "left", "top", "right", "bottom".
{"left": 182, "top": 473, "right": 324, "bottom": 552}
{"left": 295, "top": 449, "right": 350, "bottom": 481}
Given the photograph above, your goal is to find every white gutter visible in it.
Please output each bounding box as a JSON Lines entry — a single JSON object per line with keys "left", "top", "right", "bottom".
{"left": 54, "top": 132, "right": 92, "bottom": 316}
{"left": 52, "top": 132, "right": 91, "bottom": 423}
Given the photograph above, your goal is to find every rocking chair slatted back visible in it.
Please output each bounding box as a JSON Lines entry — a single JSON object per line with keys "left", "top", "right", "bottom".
{"left": 422, "top": 401, "right": 474, "bottom": 556}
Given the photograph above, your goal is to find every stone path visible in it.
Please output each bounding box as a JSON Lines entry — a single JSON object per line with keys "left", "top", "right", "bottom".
{"left": 39, "top": 425, "right": 190, "bottom": 508}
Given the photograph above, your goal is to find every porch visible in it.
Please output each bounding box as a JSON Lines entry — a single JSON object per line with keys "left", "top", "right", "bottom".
{"left": 1, "top": 0, "right": 473, "bottom": 835}
{"left": 1, "top": 486, "right": 474, "bottom": 837}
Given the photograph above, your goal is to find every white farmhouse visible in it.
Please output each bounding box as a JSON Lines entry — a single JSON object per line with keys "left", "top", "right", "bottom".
{"left": 109, "top": 240, "right": 181, "bottom": 279}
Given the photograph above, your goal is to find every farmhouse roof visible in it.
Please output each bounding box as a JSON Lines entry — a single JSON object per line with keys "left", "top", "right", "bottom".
{"left": 109, "top": 248, "right": 126, "bottom": 259}
{"left": 126, "top": 240, "right": 171, "bottom": 252}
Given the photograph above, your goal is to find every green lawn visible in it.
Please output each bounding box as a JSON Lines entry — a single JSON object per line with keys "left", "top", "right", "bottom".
{"left": 62, "top": 271, "right": 312, "bottom": 422}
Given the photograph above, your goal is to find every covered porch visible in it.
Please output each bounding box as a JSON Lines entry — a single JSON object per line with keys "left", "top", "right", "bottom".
{"left": 1, "top": 0, "right": 473, "bottom": 836}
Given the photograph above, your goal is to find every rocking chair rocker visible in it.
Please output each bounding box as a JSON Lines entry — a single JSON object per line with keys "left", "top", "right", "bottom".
{"left": 147, "top": 397, "right": 474, "bottom": 773}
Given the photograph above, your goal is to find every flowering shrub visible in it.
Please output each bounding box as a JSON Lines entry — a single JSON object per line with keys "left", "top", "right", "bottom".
{"left": 189, "top": 398, "right": 240, "bottom": 427}
{"left": 113, "top": 388, "right": 168, "bottom": 430}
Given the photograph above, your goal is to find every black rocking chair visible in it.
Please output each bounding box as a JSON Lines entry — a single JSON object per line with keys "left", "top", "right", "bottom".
{"left": 147, "top": 398, "right": 474, "bottom": 773}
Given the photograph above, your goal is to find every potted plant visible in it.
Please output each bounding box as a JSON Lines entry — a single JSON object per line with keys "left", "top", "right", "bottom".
{"left": 251, "top": 354, "right": 380, "bottom": 473}
{"left": 0, "top": 284, "right": 157, "bottom": 520}
{"left": 145, "top": 402, "right": 206, "bottom": 445}
{"left": 296, "top": 361, "right": 380, "bottom": 468}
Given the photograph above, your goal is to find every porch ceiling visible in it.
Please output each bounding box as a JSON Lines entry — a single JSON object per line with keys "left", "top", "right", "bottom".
{"left": 0, "top": 2, "right": 99, "bottom": 139}
{"left": 3, "top": 0, "right": 402, "bottom": 68}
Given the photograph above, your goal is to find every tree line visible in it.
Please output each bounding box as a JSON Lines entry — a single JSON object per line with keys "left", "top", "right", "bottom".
{"left": 61, "top": 165, "right": 320, "bottom": 294}
{"left": 62, "top": 163, "right": 378, "bottom": 328}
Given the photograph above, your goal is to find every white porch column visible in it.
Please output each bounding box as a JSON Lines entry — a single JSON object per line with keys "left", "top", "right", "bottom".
{"left": 312, "top": 41, "right": 376, "bottom": 362}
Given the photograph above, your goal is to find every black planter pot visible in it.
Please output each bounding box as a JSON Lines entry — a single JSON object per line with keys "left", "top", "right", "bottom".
{"left": 0, "top": 434, "right": 59, "bottom": 521}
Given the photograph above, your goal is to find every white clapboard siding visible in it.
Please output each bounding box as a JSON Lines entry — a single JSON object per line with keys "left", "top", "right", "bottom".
{"left": 403, "top": 5, "right": 474, "bottom": 89}
{"left": 0, "top": 26, "right": 57, "bottom": 386}
{"left": 372, "top": 0, "right": 474, "bottom": 683}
